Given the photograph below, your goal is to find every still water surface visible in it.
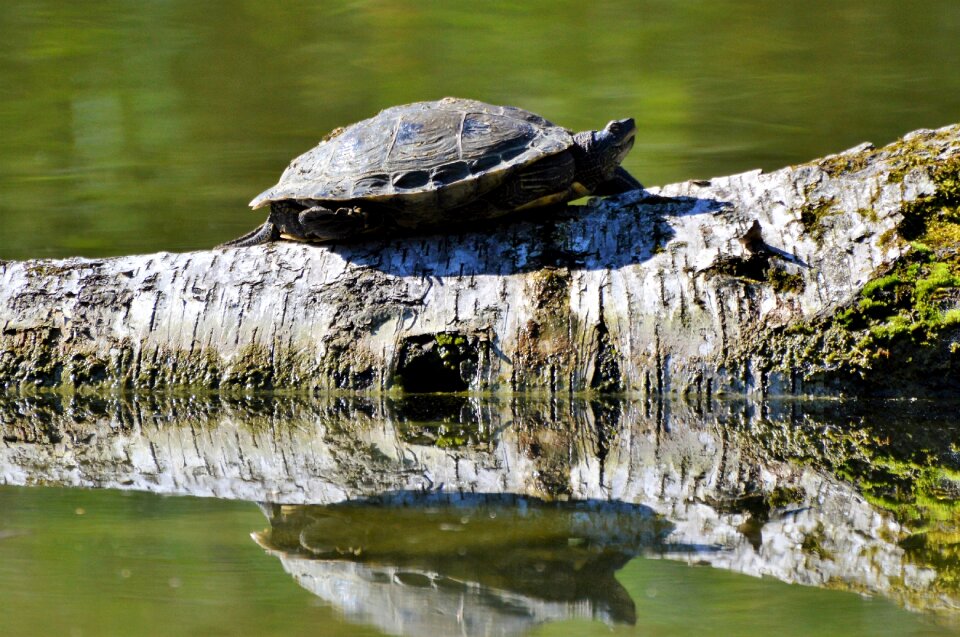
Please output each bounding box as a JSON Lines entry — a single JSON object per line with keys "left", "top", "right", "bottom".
{"left": 0, "top": 486, "right": 946, "bottom": 637}
{"left": 1, "top": 394, "right": 960, "bottom": 635}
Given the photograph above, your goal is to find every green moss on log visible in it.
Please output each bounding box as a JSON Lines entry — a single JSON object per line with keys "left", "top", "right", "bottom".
{"left": 799, "top": 197, "right": 839, "bottom": 240}
{"left": 751, "top": 130, "right": 960, "bottom": 394}
{"left": 0, "top": 329, "right": 375, "bottom": 393}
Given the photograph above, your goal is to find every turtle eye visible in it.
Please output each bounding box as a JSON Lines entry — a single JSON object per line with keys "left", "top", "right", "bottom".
{"left": 607, "top": 121, "right": 622, "bottom": 135}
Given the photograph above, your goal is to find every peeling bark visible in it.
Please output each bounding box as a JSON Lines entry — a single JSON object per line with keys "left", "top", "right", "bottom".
{"left": 2, "top": 124, "right": 959, "bottom": 395}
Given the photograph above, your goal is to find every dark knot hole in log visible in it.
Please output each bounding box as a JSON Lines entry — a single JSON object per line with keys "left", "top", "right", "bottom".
{"left": 395, "top": 332, "right": 480, "bottom": 393}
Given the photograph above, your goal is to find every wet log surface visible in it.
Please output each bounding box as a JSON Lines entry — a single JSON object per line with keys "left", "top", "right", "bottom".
{"left": 1, "top": 124, "right": 959, "bottom": 396}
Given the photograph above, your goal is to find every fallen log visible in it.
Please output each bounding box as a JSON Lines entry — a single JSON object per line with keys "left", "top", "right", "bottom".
{"left": 2, "top": 124, "right": 959, "bottom": 395}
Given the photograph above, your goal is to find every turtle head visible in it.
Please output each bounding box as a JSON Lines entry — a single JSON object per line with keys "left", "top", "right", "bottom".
{"left": 592, "top": 118, "right": 637, "bottom": 180}
{"left": 573, "top": 118, "right": 637, "bottom": 189}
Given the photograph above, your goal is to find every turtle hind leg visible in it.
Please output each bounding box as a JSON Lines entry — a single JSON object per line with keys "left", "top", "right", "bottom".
{"left": 219, "top": 220, "right": 280, "bottom": 248}
{"left": 485, "top": 151, "right": 577, "bottom": 213}
{"left": 297, "top": 205, "right": 387, "bottom": 242}
{"left": 591, "top": 167, "right": 644, "bottom": 196}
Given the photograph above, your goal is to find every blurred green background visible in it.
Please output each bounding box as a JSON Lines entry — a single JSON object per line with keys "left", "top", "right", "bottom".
{"left": 0, "top": 0, "right": 958, "bottom": 258}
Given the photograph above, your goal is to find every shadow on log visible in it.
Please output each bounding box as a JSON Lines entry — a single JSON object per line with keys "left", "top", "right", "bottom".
{"left": 1, "top": 125, "right": 959, "bottom": 396}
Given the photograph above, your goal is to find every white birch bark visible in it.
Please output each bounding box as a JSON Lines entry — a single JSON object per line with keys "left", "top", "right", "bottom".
{"left": 2, "top": 124, "right": 958, "bottom": 395}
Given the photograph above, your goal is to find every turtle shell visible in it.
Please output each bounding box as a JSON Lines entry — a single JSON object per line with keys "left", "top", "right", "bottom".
{"left": 249, "top": 97, "right": 574, "bottom": 213}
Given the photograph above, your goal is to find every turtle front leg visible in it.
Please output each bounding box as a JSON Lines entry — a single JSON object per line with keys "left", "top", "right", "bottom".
{"left": 295, "top": 205, "right": 385, "bottom": 242}
{"left": 591, "top": 167, "right": 644, "bottom": 196}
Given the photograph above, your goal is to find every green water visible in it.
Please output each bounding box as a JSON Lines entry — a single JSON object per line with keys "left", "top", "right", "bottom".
{"left": 0, "top": 486, "right": 950, "bottom": 637}
{"left": 1, "top": 0, "right": 959, "bottom": 258}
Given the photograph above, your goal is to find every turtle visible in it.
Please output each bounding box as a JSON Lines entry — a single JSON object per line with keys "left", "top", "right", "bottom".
{"left": 223, "top": 97, "right": 642, "bottom": 246}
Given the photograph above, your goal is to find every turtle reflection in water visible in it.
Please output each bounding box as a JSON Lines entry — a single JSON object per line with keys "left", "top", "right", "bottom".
{"left": 254, "top": 495, "right": 669, "bottom": 635}
{"left": 224, "top": 97, "right": 642, "bottom": 246}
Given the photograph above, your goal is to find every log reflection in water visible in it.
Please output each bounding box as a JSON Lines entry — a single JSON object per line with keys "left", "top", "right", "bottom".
{"left": 1, "top": 393, "right": 959, "bottom": 621}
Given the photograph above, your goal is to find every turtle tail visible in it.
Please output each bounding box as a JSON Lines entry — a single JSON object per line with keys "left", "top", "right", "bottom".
{"left": 218, "top": 221, "right": 280, "bottom": 248}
